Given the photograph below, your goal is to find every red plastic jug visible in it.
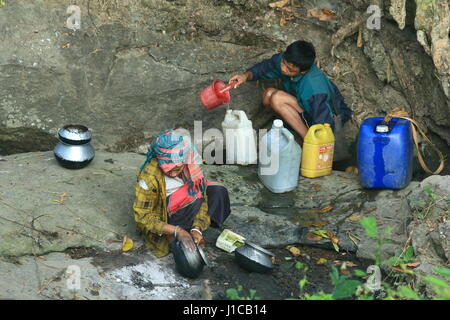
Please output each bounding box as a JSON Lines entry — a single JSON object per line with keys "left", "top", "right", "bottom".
{"left": 200, "top": 80, "right": 234, "bottom": 110}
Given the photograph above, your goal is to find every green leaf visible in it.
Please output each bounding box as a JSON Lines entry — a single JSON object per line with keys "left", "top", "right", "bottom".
{"left": 332, "top": 242, "right": 340, "bottom": 252}
{"left": 299, "top": 278, "right": 308, "bottom": 290}
{"left": 359, "top": 217, "right": 378, "bottom": 238}
{"left": 305, "top": 292, "right": 334, "bottom": 300}
{"left": 433, "top": 267, "right": 450, "bottom": 278}
{"left": 312, "top": 230, "right": 329, "bottom": 238}
{"left": 330, "top": 266, "right": 341, "bottom": 286}
{"left": 354, "top": 269, "right": 366, "bottom": 277}
{"left": 423, "top": 185, "right": 433, "bottom": 195}
{"left": 423, "top": 276, "right": 450, "bottom": 289}
{"left": 397, "top": 286, "right": 420, "bottom": 300}
{"left": 226, "top": 288, "right": 240, "bottom": 300}
{"left": 295, "top": 262, "right": 305, "bottom": 270}
{"left": 332, "top": 280, "right": 362, "bottom": 299}
{"left": 403, "top": 246, "right": 415, "bottom": 262}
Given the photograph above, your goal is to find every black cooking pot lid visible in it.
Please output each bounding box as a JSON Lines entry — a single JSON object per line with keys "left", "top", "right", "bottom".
{"left": 245, "top": 241, "right": 275, "bottom": 257}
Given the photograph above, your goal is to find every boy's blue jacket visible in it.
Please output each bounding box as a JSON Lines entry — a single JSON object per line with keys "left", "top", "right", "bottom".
{"left": 247, "top": 53, "right": 351, "bottom": 128}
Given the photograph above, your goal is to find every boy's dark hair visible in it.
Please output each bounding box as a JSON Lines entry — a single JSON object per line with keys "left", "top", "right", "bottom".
{"left": 284, "top": 40, "right": 316, "bottom": 71}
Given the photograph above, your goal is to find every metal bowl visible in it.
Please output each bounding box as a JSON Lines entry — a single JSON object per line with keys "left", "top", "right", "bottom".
{"left": 171, "top": 240, "right": 208, "bottom": 279}
{"left": 58, "top": 124, "right": 92, "bottom": 145}
{"left": 234, "top": 242, "right": 275, "bottom": 273}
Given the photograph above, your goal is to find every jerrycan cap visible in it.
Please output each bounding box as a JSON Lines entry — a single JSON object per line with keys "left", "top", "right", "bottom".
{"left": 375, "top": 124, "right": 390, "bottom": 133}
{"left": 273, "top": 119, "right": 283, "bottom": 128}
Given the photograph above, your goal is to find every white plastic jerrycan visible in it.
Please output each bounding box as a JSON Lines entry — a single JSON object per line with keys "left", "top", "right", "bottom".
{"left": 258, "top": 119, "right": 302, "bottom": 193}
{"left": 222, "top": 109, "right": 257, "bottom": 165}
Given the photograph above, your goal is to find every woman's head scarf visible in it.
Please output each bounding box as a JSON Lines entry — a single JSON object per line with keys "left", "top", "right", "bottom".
{"left": 139, "top": 130, "right": 206, "bottom": 196}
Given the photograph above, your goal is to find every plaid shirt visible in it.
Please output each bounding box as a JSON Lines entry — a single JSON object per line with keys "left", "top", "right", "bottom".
{"left": 133, "top": 158, "right": 210, "bottom": 257}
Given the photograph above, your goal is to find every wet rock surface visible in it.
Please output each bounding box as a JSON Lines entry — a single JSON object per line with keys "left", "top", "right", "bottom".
{"left": 0, "top": 0, "right": 449, "bottom": 154}
{"left": 0, "top": 151, "right": 447, "bottom": 299}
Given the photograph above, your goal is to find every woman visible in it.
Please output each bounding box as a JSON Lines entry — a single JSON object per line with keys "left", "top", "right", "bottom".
{"left": 133, "top": 130, "right": 230, "bottom": 258}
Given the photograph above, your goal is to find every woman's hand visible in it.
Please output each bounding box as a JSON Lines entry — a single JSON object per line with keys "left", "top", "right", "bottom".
{"left": 228, "top": 72, "right": 252, "bottom": 88}
{"left": 190, "top": 228, "right": 205, "bottom": 248}
{"left": 176, "top": 228, "right": 196, "bottom": 251}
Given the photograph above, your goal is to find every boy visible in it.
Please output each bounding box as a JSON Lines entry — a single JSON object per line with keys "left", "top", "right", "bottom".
{"left": 229, "top": 40, "right": 351, "bottom": 152}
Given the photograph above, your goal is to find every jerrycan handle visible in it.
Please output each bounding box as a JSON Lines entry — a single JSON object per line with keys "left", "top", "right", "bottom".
{"left": 233, "top": 110, "right": 249, "bottom": 125}
{"left": 281, "top": 128, "right": 294, "bottom": 141}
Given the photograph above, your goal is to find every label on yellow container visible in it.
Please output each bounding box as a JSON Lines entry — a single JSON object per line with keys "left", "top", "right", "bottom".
{"left": 317, "top": 144, "right": 334, "bottom": 169}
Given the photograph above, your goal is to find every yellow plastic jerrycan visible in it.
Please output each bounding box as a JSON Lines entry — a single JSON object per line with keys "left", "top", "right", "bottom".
{"left": 301, "top": 123, "right": 335, "bottom": 178}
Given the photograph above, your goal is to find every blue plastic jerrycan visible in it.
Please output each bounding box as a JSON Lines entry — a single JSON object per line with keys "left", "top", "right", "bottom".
{"left": 258, "top": 119, "right": 302, "bottom": 193}
{"left": 357, "top": 117, "right": 413, "bottom": 189}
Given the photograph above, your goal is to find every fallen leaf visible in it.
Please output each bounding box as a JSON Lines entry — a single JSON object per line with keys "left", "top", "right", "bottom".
{"left": 316, "top": 258, "right": 328, "bottom": 264}
{"left": 307, "top": 8, "right": 335, "bottom": 21}
{"left": 406, "top": 262, "right": 421, "bottom": 268}
{"left": 268, "top": 0, "right": 289, "bottom": 8}
{"left": 346, "top": 261, "right": 357, "bottom": 267}
{"left": 313, "top": 184, "right": 322, "bottom": 192}
{"left": 316, "top": 60, "right": 321, "bottom": 68}
{"left": 357, "top": 29, "right": 363, "bottom": 48}
{"left": 341, "top": 269, "right": 351, "bottom": 276}
{"left": 306, "top": 232, "right": 323, "bottom": 241}
{"left": 60, "top": 43, "right": 71, "bottom": 49}
{"left": 312, "top": 230, "right": 330, "bottom": 238}
{"left": 348, "top": 213, "right": 364, "bottom": 222}
{"left": 310, "top": 220, "right": 329, "bottom": 228}
{"left": 287, "top": 246, "right": 301, "bottom": 257}
{"left": 330, "top": 235, "right": 339, "bottom": 244}
{"left": 280, "top": 17, "right": 286, "bottom": 27}
{"left": 319, "top": 205, "right": 334, "bottom": 213}
{"left": 332, "top": 242, "right": 340, "bottom": 252}
{"left": 122, "top": 236, "right": 134, "bottom": 252}
{"left": 345, "top": 166, "right": 359, "bottom": 175}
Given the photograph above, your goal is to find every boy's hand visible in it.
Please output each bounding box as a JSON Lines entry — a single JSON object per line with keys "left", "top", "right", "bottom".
{"left": 228, "top": 72, "right": 252, "bottom": 88}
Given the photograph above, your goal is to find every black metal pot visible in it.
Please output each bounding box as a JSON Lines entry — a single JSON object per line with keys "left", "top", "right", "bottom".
{"left": 53, "top": 125, "right": 95, "bottom": 169}
{"left": 171, "top": 240, "right": 208, "bottom": 279}
{"left": 234, "top": 242, "right": 275, "bottom": 273}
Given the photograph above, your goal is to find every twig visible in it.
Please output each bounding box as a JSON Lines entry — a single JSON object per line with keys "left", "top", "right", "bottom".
{"left": 56, "top": 226, "right": 103, "bottom": 243}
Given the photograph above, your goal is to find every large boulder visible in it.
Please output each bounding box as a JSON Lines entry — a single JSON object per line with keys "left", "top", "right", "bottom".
{"left": 0, "top": 0, "right": 449, "bottom": 156}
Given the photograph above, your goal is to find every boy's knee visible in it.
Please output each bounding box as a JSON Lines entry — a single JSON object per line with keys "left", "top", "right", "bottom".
{"left": 262, "top": 88, "right": 277, "bottom": 106}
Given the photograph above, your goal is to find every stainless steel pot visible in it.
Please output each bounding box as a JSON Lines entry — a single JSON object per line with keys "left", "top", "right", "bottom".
{"left": 53, "top": 125, "right": 95, "bottom": 169}
{"left": 234, "top": 242, "right": 275, "bottom": 273}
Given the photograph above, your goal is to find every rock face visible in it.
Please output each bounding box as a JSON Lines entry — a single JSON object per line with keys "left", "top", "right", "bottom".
{"left": 407, "top": 175, "right": 450, "bottom": 285}
{"left": 0, "top": 151, "right": 448, "bottom": 299}
{"left": 0, "top": 151, "right": 445, "bottom": 263}
{"left": 0, "top": 0, "right": 449, "bottom": 155}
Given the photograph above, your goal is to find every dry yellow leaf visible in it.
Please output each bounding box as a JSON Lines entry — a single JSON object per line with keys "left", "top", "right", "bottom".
{"left": 348, "top": 213, "right": 364, "bottom": 222}
{"left": 122, "top": 236, "right": 134, "bottom": 252}
{"left": 316, "top": 258, "right": 328, "bottom": 264}
{"left": 60, "top": 43, "right": 71, "bottom": 49}
{"left": 306, "top": 232, "right": 323, "bottom": 241}
{"left": 287, "top": 246, "right": 301, "bottom": 257}
{"left": 280, "top": 17, "right": 286, "bottom": 27}
{"left": 345, "top": 166, "right": 359, "bottom": 175}
{"left": 310, "top": 220, "right": 329, "bottom": 228}
{"left": 357, "top": 29, "right": 363, "bottom": 48}
{"left": 319, "top": 205, "right": 333, "bottom": 213}
{"left": 307, "top": 8, "right": 335, "bottom": 21}
{"left": 406, "top": 262, "right": 421, "bottom": 268}
{"left": 313, "top": 184, "right": 322, "bottom": 192}
{"left": 268, "top": 0, "right": 289, "bottom": 8}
